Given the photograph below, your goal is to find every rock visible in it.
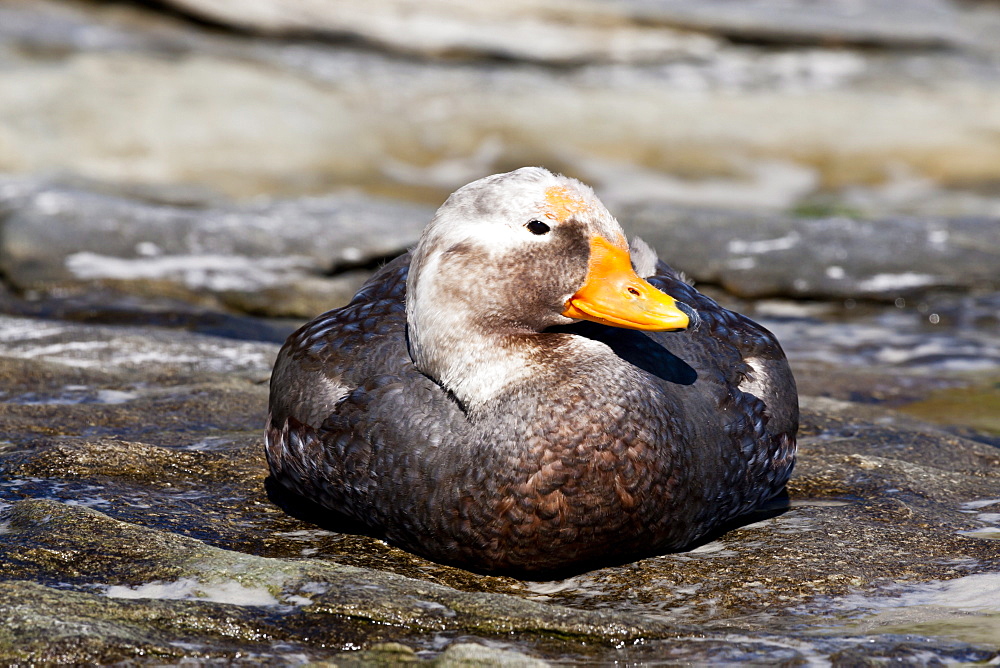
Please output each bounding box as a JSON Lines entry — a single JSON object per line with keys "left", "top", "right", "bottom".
{"left": 751, "top": 292, "right": 1000, "bottom": 373}
{"left": 160, "top": 0, "right": 722, "bottom": 64}
{"left": 896, "top": 382, "right": 1000, "bottom": 438}
{"left": 622, "top": 204, "right": 1000, "bottom": 299}
{"left": 633, "top": 0, "right": 970, "bottom": 48}
{"left": 0, "top": 500, "right": 683, "bottom": 664}
{"left": 0, "top": 581, "right": 267, "bottom": 664}
{"left": 0, "top": 179, "right": 430, "bottom": 317}
{"left": 0, "top": 178, "right": 430, "bottom": 279}
{"left": 433, "top": 643, "right": 551, "bottom": 667}
{"left": 0, "top": 314, "right": 276, "bottom": 377}
{"left": 2, "top": 179, "right": 998, "bottom": 314}
{"left": 159, "top": 0, "right": 968, "bottom": 59}
{"left": 1, "top": 312, "right": 999, "bottom": 663}
{"left": 1, "top": 1, "right": 999, "bottom": 206}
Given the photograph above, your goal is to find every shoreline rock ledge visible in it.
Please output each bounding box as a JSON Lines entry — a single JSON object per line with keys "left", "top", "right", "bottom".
{"left": 2, "top": 180, "right": 997, "bottom": 319}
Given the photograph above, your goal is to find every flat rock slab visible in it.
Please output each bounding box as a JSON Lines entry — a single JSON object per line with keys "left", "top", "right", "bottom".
{"left": 2, "top": 180, "right": 998, "bottom": 317}
{"left": 160, "top": 0, "right": 969, "bottom": 61}
{"left": 0, "top": 314, "right": 998, "bottom": 663}
{"left": 0, "top": 179, "right": 431, "bottom": 317}
{"left": 623, "top": 204, "right": 1000, "bottom": 299}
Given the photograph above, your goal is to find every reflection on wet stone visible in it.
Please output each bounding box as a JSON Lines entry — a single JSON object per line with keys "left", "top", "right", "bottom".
{"left": 0, "top": 0, "right": 999, "bottom": 663}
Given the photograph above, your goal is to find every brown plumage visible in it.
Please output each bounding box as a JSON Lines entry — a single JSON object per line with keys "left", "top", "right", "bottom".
{"left": 265, "top": 167, "right": 797, "bottom": 575}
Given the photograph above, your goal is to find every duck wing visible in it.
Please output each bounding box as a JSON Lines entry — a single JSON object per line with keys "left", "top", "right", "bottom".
{"left": 645, "top": 259, "right": 798, "bottom": 510}
{"left": 266, "top": 254, "right": 474, "bottom": 551}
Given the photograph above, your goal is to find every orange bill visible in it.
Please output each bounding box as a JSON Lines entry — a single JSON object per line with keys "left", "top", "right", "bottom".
{"left": 562, "top": 236, "right": 689, "bottom": 331}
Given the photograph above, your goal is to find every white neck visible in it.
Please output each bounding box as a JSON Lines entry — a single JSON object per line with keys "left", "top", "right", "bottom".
{"left": 409, "top": 313, "right": 537, "bottom": 409}
{"left": 407, "top": 252, "right": 538, "bottom": 408}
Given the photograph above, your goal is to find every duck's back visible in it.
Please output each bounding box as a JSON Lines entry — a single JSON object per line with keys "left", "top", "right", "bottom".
{"left": 266, "top": 253, "right": 797, "bottom": 574}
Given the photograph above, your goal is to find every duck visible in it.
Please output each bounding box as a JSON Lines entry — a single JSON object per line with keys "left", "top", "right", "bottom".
{"left": 265, "top": 167, "right": 797, "bottom": 576}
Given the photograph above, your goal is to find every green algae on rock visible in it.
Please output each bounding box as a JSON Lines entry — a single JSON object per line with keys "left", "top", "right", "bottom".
{"left": 896, "top": 381, "right": 1000, "bottom": 437}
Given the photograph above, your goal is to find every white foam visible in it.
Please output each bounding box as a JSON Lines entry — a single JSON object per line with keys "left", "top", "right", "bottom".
{"left": 672, "top": 633, "right": 832, "bottom": 667}
{"left": 13, "top": 341, "right": 108, "bottom": 358}
{"left": 182, "top": 436, "right": 232, "bottom": 451}
{"left": 284, "top": 594, "right": 313, "bottom": 606}
{"left": 0, "top": 317, "right": 69, "bottom": 342}
{"left": 105, "top": 577, "right": 280, "bottom": 606}
{"left": 299, "top": 582, "right": 330, "bottom": 595}
{"left": 899, "top": 574, "right": 1000, "bottom": 612}
{"left": 958, "top": 528, "right": 1000, "bottom": 540}
{"left": 833, "top": 573, "right": 1000, "bottom": 618}
{"left": 928, "top": 229, "right": 950, "bottom": 245}
{"left": 520, "top": 573, "right": 610, "bottom": 599}
{"left": 95, "top": 390, "right": 138, "bottom": 404}
{"left": 275, "top": 529, "right": 336, "bottom": 540}
{"left": 825, "top": 265, "right": 845, "bottom": 279}
{"left": 961, "top": 499, "right": 1000, "bottom": 510}
{"left": 64, "top": 497, "right": 111, "bottom": 508}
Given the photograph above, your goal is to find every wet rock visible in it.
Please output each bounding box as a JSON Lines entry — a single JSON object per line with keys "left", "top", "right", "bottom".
{"left": 0, "top": 282, "right": 297, "bottom": 342}
{"left": 432, "top": 643, "right": 551, "bottom": 667}
{"left": 897, "top": 382, "right": 1000, "bottom": 437}
{"left": 0, "top": 580, "right": 270, "bottom": 664}
{"left": 1, "top": 4, "right": 998, "bottom": 658}
{"left": 0, "top": 314, "right": 276, "bottom": 378}
{"left": 0, "top": 180, "right": 430, "bottom": 317}
{"left": 632, "top": 0, "right": 969, "bottom": 48}
{"left": 623, "top": 204, "right": 1000, "bottom": 299}
{"left": 1, "top": 311, "right": 999, "bottom": 663}
{"left": 0, "top": 500, "right": 686, "bottom": 664}
{"left": 324, "top": 642, "right": 548, "bottom": 667}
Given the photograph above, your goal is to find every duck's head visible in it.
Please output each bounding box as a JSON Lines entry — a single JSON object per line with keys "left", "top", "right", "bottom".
{"left": 406, "top": 167, "right": 690, "bottom": 404}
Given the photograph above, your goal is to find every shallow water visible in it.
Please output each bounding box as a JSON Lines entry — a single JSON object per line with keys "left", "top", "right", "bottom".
{"left": 749, "top": 292, "right": 1000, "bottom": 373}
{"left": 804, "top": 571, "right": 1000, "bottom": 646}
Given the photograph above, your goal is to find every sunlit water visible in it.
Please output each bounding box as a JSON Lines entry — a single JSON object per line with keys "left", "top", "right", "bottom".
{"left": 751, "top": 292, "right": 1000, "bottom": 373}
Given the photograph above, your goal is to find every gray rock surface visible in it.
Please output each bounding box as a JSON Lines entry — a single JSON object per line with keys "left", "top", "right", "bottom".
{"left": 623, "top": 204, "right": 1000, "bottom": 299}
{"left": 0, "top": 178, "right": 430, "bottom": 317}
{"left": 2, "top": 180, "right": 996, "bottom": 313}
{"left": 1, "top": 1, "right": 999, "bottom": 663}
{"left": 160, "top": 0, "right": 969, "bottom": 57}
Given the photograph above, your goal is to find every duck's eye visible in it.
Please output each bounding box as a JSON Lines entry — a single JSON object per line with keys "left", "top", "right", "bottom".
{"left": 526, "top": 220, "right": 551, "bottom": 235}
